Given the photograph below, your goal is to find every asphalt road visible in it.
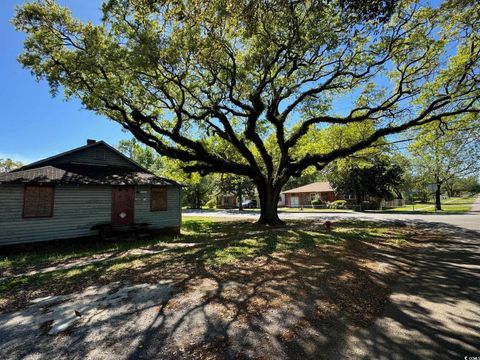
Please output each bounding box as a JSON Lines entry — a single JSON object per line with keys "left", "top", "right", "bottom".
{"left": 184, "top": 196, "right": 480, "bottom": 232}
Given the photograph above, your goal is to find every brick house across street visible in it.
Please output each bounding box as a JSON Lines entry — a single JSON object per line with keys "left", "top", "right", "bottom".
{"left": 282, "top": 182, "right": 335, "bottom": 208}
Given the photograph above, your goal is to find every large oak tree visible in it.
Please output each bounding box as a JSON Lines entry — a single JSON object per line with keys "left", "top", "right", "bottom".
{"left": 13, "top": 0, "right": 480, "bottom": 224}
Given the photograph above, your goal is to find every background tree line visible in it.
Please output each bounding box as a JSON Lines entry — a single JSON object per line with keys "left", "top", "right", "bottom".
{"left": 2, "top": 131, "right": 477, "bottom": 211}
{"left": 116, "top": 132, "right": 480, "bottom": 211}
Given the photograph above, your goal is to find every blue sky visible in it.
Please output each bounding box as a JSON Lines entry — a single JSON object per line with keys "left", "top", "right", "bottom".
{"left": 0, "top": 0, "right": 375, "bottom": 165}
{"left": 0, "top": 1, "right": 126, "bottom": 164}
{"left": 0, "top": 1, "right": 442, "bottom": 165}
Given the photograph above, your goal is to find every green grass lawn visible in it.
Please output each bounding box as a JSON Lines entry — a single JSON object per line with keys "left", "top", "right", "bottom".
{"left": 384, "top": 196, "right": 477, "bottom": 213}
{"left": 277, "top": 207, "right": 353, "bottom": 213}
{"left": 184, "top": 207, "right": 353, "bottom": 213}
{"left": 0, "top": 217, "right": 413, "bottom": 311}
{"left": 210, "top": 207, "right": 353, "bottom": 213}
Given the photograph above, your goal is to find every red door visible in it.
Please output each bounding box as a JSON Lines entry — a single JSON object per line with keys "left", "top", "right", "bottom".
{"left": 112, "top": 186, "right": 134, "bottom": 226}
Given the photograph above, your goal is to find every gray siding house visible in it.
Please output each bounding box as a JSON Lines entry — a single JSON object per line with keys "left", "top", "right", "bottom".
{"left": 0, "top": 140, "right": 181, "bottom": 245}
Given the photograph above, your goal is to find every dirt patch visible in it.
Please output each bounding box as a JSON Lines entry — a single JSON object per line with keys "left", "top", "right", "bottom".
{"left": 0, "top": 220, "right": 433, "bottom": 359}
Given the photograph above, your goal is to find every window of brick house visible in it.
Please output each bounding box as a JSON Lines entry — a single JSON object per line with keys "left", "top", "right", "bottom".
{"left": 23, "top": 185, "right": 54, "bottom": 218}
{"left": 151, "top": 186, "right": 167, "bottom": 211}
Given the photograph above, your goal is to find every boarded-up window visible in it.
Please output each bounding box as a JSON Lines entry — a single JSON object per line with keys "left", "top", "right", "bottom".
{"left": 151, "top": 186, "right": 167, "bottom": 211}
{"left": 23, "top": 186, "right": 54, "bottom": 218}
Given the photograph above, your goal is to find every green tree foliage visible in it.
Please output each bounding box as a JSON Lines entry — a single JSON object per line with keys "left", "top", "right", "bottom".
{"left": 118, "top": 139, "right": 214, "bottom": 208}
{"left": 161, "top": 157, "right": 215, "bottom": 209}
{"left": 456, "top": 176, "right": 480, "bottom": 194}
{"left": 409, "top": 122, "right": 480, "bottom": 210}
{"left": 0, "top": 158, "right": 23, "bottom": 173}
{"left": 283, "top": 170, "right": 323, "bottom": 191}
{"left": 117, "top": 138, "right": 162, "bottom": 173}
{"left": 444, "top": 176, "right": 480, "bottom": 197}
{"left": 217, "top": 174, "right": 255, "bottom": 210}
{"left": 13, "top": 0, "right": 480, "bottom": 224}
{"left": 329, "top": 157, "right": 405, "bottom": 206}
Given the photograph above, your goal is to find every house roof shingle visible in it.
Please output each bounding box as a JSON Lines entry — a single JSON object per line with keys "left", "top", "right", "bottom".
{"left": 0, "top": 164, "right": 180, "bottom": 186}
{"left": 282, "top": 182, "right": 334, "bottom": 194}
{"left": 1, "top": 140, "right": 181, "bottom": 186}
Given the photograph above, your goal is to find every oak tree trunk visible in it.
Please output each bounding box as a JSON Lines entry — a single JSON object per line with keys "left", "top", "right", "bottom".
{"left": 257, "top": 182, "right": 284, "bottom": 225}
{"left": 238, "top": 188, "right": 243, "bottom": 211}
{"left": 435, "top": 183, "right": 442, "bottom": 211}
{"left": 193, "top": 187, "right": 201, "bottom": 209}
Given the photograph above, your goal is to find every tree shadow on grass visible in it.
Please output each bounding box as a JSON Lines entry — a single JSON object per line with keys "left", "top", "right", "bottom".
{"left": 0, "top": 220, "right": 479, "bottom": 359}
{"left": 0, "top": 220, "right": 407, "bottom": 307}
{"left": 339, "top": 222, "right": 480, "bottom": 359}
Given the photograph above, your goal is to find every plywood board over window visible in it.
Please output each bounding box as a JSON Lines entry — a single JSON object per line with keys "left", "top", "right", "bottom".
{"left": 151, "top": 186, "right": 167, "bottom": 211}
{"left": 23, "top": 185, "right": 54, "bottom": 218}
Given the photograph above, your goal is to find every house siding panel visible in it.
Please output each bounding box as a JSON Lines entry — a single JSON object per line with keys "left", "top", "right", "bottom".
{"left": 0, "top": 184, "right": 111, "bottom": 245}
{"left": 48, "top": 145, "right": 138, "bottom": 169}
{"left": 0, "top": 184, "right": 181, "bottom": 245}
{"left": 283, "top": 191, "right": 335, "bottom": 207}
{"left": 134, "top": 186, "right": 181, "bottom": 229}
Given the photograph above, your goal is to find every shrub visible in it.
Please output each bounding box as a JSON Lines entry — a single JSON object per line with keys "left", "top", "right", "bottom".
{"left": 331, "top": 200, "right": 347, "bottom": 209}
{"left": 360, "top": 200, "right": 381, "bottom": 210}
{"left": 311, "top": 198, "right": 323, "bottom": 208}
{"left": 205, "top": 198, "right": 216, "bottom": 209}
